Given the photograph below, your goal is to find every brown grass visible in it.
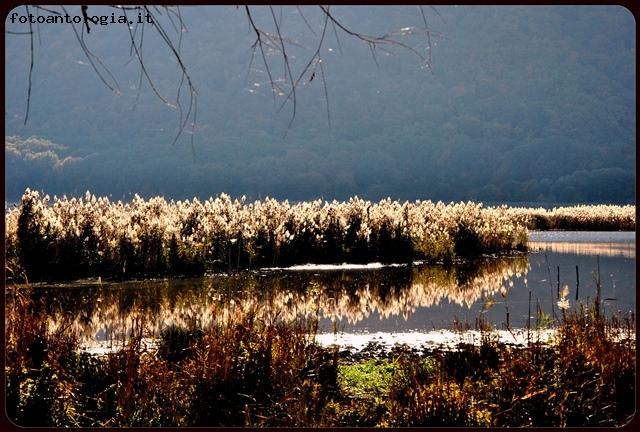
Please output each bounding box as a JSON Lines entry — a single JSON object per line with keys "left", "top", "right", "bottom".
{"left": 5, "top": 281, "right": 635, "bottom": 427}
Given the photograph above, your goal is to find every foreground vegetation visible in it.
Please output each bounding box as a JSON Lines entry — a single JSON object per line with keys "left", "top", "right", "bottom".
{"left": 5, "top": 281, "right": 635, "bottom": 427}
{"left": 5, "top": 189, "right": 634, "bottom": 282}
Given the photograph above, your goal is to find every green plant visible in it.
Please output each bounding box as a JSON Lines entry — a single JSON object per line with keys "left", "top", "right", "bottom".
{"left": 339, "top": 358, "right": 397, "bottom": 397}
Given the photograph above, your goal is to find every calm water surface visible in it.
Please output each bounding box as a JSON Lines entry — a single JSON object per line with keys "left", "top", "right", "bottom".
{"left": 19, "top": 231, "right": 636, "bottom": 351}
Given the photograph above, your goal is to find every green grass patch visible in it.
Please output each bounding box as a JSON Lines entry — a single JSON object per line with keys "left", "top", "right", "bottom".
{"left": 339, "top": 356, "right": 437, "bottom": 398}
{"left": 339, "top": 359, "right": 396, "bottom": 397}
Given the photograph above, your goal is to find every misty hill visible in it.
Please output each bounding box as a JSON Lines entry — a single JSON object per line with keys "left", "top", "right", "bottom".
{"left": 4, "top": 5, "right": 635, "bottom": 204}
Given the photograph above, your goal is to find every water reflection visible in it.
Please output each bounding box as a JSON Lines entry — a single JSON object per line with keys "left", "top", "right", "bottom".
{"left": 528, "top": 241, "right": 635, "bottom": 258}
{"left": 318, "top": 258, "right": 528, "bottom": 324}
{"left": 528, "top": 231, "right": 635, "bottom": 258}
{"left": 19, "top": 255, "right": 529, "bottom": 347}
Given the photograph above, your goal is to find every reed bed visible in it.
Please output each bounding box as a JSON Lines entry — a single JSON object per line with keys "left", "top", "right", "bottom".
{"left": 5, "top": 281, "right": 635, "bottom": 427}
{"left": 6, "top": 189, "right": 531, "bottom": 282}
{"left": 507, "top": 204, "right": 636, "bottom": 231}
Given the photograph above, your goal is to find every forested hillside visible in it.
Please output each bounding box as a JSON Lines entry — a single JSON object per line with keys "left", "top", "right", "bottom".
{"left": 5, "top": 6, "right": 635, "bottom": 204}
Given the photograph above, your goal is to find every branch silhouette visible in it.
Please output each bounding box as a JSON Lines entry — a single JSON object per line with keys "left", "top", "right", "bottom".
{"left": 8, "top": 5, "right": 438, "bottom": 140}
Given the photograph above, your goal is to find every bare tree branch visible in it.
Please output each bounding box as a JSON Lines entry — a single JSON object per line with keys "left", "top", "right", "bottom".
{"left": 32, "top": 5, "right": 61, "bottom": 16}
{"left": 10, "top": 5, "right": 197, "bottom": 145}
{"left": 5, "top": 30, "right": 33, "bottom": 35}
{"left": 318, "top": 5, "right": 427, "bottom": 63}
{"left": 318, "top": 58, "right": 331, "bottom": 130}
{"left": 275, "top": 6, "right": 331, "bottom": 130}
{"left": 80, "top": 5, "right": 91, "bottom": 34}
{"left": 241, "top": 5, "right": 439, "bottom": 134}
{"left": 419, "top": 6, "right": 433, "bottom": 72}
{"left": 245, "top": 6, "right": 278, "bottom": 106}
{"left": 296, "top": 6, "right": 316, "bottom": 36}
{"left": 60, "top": 5, "right": 120, "bottom": 92}
{"left": 10, "top": 5, "right": 439, "bottom": 144}
{"left": 269, "top": 6, "right": 297, "bottom": 134}
{"left": 33, "top": 5, "right": 42, "bottom": 46}
{"left": 330, "top": 19, "right": 343, "bottom": 56}
{"left": 23, "top": 5, "right": 34, "bottom": 125}
{"left": 430, "top": 5, "right": 447, "bottom": 24}
{"left": 129, "top": 14, "right": 147, "bottom": 112}
{"left": 140, "top": 5, "right": 197, "bottom": 145}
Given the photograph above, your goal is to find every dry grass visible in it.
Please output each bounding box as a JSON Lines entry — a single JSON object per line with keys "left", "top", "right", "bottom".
{"left": 6, "top": 189, "right": 530, "bottom": 282}
{"left": 5, "top": 280, "right": 635, "bottom": 427}
{"left": 508, "top": 204, "right": 636, "bottom": 231}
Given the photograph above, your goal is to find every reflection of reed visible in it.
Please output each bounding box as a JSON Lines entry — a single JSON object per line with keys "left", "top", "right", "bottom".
{"left": 316, "top": 257, "right": 529, "bottom": 324}
{"left": 529, "top": 241, "right": 635, "bottom": 258}
{"left": 35, "top": 256, "right": 530, "bottom": 346}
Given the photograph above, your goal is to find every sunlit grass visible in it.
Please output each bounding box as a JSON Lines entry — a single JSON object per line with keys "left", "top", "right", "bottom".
{"left": 7, "top": 189, "right": 633, "bottom": 283}
{"left": 508, "top": 204, "right": 635, "bottom": 231}
{"left": 3, "top": 189, "right": 542, "bottom": 282}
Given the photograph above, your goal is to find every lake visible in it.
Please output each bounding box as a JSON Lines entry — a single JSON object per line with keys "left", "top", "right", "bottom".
{"left": 17, "top": 231, "right": 635, "bottom": 353}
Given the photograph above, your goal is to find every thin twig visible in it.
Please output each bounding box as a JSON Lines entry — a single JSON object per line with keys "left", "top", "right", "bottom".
{"left": 270, "top": 6, "right": 297, "bottom": 134}
{"left": 33, "top": 5, "right": 42, "bottom": 47}
{"left": 130, "top": 19, "right": 146, "bottom": 112}
{"left": 279, "top": 7, "right": 330, "bottom": 123}
{"left": 122, "top": 8, "right": 167, "bottom": 103}
{"left": 33, "top": 5, "right": 61, "bottom": 15}
{"left": 245, "top": 6, "right": 277, "bottom": 106}
{"left": 330, "top": 19, "right": 343, "bottom": 56}
{"left": 318, "top": 58, "right": 331, "bottom": 129}
{"left": 318, "top": 5, "right": 426, "bottom": 63}
{"left": 296, "top": 6, "right": 316, "bottom": 36}
{"left": 24, "top": 5, "right": 34, "bottom": 125}
{"left": 430, "top": 5, "right": 446, "bottom": 24}
{"left": 61, "top": 6, "right": 120, "bottom": 93}
{"left": 419, "top": 6, "right": 433, "bottom": 72}
{"left": 5, "top": 30, "right": 33, "bottom": 35}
